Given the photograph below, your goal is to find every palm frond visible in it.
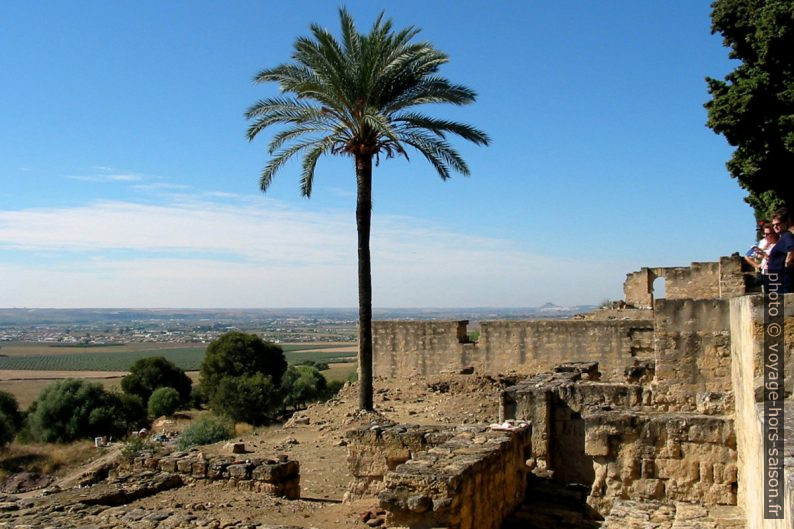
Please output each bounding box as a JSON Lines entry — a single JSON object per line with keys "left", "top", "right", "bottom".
{"left": 400, "top": 130, "right": 470, "bottom": 178}
{"left": 395, "top": 113, "right": 490, "bottom": 145}
{"left": 259, "top": 138, "right": 326, "bottom": 191}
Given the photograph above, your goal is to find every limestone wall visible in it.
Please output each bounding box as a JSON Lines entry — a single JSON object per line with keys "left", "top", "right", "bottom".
{"left": 652, "top": 298, "right": 734, "bottom": 414}
{"left": 623, "top": 256, "right": 747, "bottom": 308}
{"left": 585, "top": 411, "right": 737, "bottom": 515}
{"left": 376, "top": 424, "right": 532, "bottom": 529}
{"left": 501, "top": 365, "right": 737, "bottom": 517}
{"left": 729, "top": 294, "right": 794, "bottom": 529}
{"left": 373, "top": 319, "right": 654, "bottom": 381}
{"left": 344, "top": 424, "right": 454, "bottom": 501}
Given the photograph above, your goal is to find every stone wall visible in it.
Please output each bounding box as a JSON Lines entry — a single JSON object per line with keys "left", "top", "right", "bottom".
{"left": 623, "top": 256, "right": 747, "bottom": 308}
{"left": 125, "top": 451, "right": 300, "bottom": 498}
{"left": 729, "top": 293, "right": 794, "bottom": 529}
{"left": 373, "top": 319, "right": 654, "bottom": 381}
{"left": 501, "top": 364, "right": 737, "bottom": 517}
{"left": 344, "top": 424, "right": 455, "bottom": 501}
{"left": 651, "top": 298, "right": 734, "bottom": 414}
{"left": 585, "top": 411, "right": 737, "bottom": 515}
{"left": 375, "top": 424, "right": 532, "bottom": 529}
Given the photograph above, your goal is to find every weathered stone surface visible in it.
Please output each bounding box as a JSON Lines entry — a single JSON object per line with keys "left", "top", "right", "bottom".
{"left": 373, "top": 424, "right": 531, "bottom": 529}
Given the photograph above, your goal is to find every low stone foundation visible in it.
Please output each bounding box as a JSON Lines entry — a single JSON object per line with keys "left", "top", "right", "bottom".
{"left": 125, "top": 451, "right": 300, "bottom": 499}
{"left": 375, "top": 425, "right": 531, "bottom": 529}
{"left": 344, "top": 424, "right": 456, "bottom": 501}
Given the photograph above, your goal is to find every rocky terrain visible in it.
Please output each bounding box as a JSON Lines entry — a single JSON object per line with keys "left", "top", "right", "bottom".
{"left": 0, "top": 374, "right": 507, "bottom": 529}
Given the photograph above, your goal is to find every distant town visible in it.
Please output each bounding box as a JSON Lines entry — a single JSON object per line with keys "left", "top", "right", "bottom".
{"left": 0, "top": 304, "right": 594, "bottom": 345}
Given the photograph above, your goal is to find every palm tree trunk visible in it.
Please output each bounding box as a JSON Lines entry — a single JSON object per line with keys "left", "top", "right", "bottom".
{"left": 355, "top": 153, "right": 374, "bottom": 411}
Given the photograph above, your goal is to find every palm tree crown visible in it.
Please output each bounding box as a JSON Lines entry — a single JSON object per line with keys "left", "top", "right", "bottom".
{"left": 246, "top": 9, "right": 488, "bottom": 411}
{"left": 245, "top": 9, "right": 490, "bottom": 194}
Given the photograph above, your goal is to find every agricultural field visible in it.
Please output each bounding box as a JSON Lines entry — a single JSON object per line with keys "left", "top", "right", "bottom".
{"left": 0, "top": 342, "right": 356, "bottom": 372}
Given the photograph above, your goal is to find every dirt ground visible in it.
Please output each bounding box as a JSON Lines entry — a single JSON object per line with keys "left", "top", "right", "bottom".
{"left": 3, "top": 373, "right": 509, "bottom": 528}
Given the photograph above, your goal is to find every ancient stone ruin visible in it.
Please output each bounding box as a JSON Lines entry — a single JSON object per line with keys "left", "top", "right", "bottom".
{"left": 359, "top": 255, "right": 793, "bottom": 528}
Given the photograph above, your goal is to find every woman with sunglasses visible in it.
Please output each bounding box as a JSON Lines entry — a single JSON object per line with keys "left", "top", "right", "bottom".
{"left": 747, "top": 224, "right": 779, "bottom": 273}
{"left": 767, "top": 207, "right": 794, "bottom": 292}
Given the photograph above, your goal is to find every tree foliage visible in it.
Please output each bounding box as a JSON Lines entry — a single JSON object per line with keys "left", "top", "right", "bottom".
{"left": 199, "top": 331, "right": 287, "bottom": 399}
{"left": 148, "top": 387, "right": 182, "bottom": 418}
{"left": 0, "top": 412, "right": 14, "bottom": 448}
{"left": 281, "top": 365, "right": 328, "bottom": 410}
{"left": 0, "top": 390, "right": 24, "bottom": 432}
{"left": 26, "top": 379, "right": 129, "bottom": 443}
{"left": 207, "top": 373, "right": 282, "bottom": 425}
{"left": 705, "top": 0, "right": 794, "bottom": 219}
{"left": 245, "top": 9, "right": 489, "bottom": 411}
{"left": 121, "top": 356, "right": 192, "bottom": 405}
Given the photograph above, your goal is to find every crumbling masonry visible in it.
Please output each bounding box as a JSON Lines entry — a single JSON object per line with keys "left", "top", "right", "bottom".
{"left": 351, "top": 256, "right": 793, "bottom": 528}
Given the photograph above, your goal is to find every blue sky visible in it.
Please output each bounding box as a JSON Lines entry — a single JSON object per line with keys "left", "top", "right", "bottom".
{"left": 0, "top": 1, "right": 753, "bottom": 308}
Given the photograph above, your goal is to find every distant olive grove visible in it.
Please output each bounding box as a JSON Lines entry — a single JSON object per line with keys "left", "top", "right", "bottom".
{"left": 0, "top": 331, "right": 343, "bottom": 446}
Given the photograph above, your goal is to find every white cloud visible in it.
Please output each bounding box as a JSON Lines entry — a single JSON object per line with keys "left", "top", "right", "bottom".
{"left": 0, "top": 196, "right": 631, "bottom": 307}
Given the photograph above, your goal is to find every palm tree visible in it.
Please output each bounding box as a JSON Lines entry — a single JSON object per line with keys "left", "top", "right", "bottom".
{"left": 245, "top": 9, "right": 489, "bottom": 411}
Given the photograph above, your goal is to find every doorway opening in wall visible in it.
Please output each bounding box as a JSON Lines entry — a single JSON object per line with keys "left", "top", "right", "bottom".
{"left": 652, "top": 276, "right": 666, "bottom": 303}
{"left": 504, "top": 397, "right": 602, "bottom": 528}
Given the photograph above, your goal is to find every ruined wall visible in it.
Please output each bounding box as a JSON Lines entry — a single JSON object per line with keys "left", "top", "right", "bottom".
{"left": 729, "top": 294, "right": 794, "bottom": 529}
{"left": 623, "top": 256, "right": 747, "bottom": 308}
{"left": 372, "top": 321, "right": 474, "bottom": 378}
{"left": 373, "top": 319, "right": 654, "bottom": 381}
{"left": 586, "top": 411, "right": 737, "bottom": 514}
{"left": 500, "top": 368, "right": 738, "bottom": 517}
{"left": 652, "top": 298, "right": 734, "bottom": 414}
{"left": 376, "top": 424, "right": 532, "bottom": 529}
{"left": 344, "top": 424, "right": 454, "bottom": 501}
{"left": 125, "top": 452, "right": 300, "bottom": 498}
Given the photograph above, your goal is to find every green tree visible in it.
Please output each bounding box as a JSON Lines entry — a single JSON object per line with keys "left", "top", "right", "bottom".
{"left": 281, "top": 365, "right": 328, "bottom": 410}
{"left": 245, "top": 10, "right": 489, "bottom": 410}
{"left": 705, "top": 0, "right": 794, "bottom": 220}
{"left": 208, "top": 373, "right": 282, "bottom": 425}
{"left": 26, "top": 379, "right": 128, "bottom": 443}
{"left": 147, "top": 387, "right": 182, "bottom": 418}
{"left": 199, "top": 331, "right": 287, "bottom": 401}
{"left": 0, "top": 411, "right": 14, "bottom": 447}
{"left": 117, "top": 392, "right": 149, "bottom": 432}
{"left": 121, "top": 356, "right": 192, "bottom": 405}
{"left": 0, "top": 390, "right": 24, "bottom": 432}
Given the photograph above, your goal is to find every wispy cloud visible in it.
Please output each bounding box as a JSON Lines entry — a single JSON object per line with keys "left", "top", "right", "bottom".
{"left": 65, "top": 166, "right": 149, "bottom": 183}
{"left": 0, "top": 195, "right": 632, "bottom": 307}
{"left": 131, "top": 183, "right": 191, "bottom": 192}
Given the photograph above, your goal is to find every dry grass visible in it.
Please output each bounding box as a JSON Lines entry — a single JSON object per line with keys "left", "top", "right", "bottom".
{"left": 0, "top": 440, "right": 96, "bottom": 479}
{"left": 323, "top": 361, "right": 356, "bottom": 382}
{"left": 0, "top": 377, "right": 124, "bottom": 409}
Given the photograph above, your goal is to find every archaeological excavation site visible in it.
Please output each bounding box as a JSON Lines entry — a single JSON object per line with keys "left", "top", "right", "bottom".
{"left": 2, "top": 255, "right": 792, "bottom": 529}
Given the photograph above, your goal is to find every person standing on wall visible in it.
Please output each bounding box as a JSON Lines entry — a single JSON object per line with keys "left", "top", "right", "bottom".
{"left": 767, "top": 208, "right": 794, "bottom": 293}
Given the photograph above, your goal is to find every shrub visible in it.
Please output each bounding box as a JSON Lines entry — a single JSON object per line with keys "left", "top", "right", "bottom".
{"left": 26, "top": 379, "right": 127, "bottom": 443}
{"left": 189, "top": 385, "right": 207, "bottom": 409}
{"left": 121, "top": 435, "right": 157, "bottom": 462}
{"left": 117, "top": 392, "right": 148, "bottom": 432}
{"left": 297, "top": 360, "right": 329, "bottom": 371}
{"left": 121, "top": 356, "right": 192, "bottom": 405}
{"left": 176, "top": 416, "right": 233, "bottom": 450}
{"left": 0, "top": 411, "right": 14, "bottom": 447}
{"left": 326, "top": 379, "right": 344, "bottom": 396}
{"left": 199, "top": 332, "right": 287, "bottom": 401}
{"left": 208, "top": 373, "right": 281, "bottom": 425}
{"left": 281, "top": 365, "right": 328, "bottom": 410}
{"left": 0, "top": 390, "right": 23, "bottom": 431}
{"left": 147, "top": 387, "right": 181, "bottom": 418}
